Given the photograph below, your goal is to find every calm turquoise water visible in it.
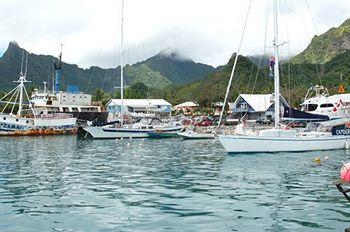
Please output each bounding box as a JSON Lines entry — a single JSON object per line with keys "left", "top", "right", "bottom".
{"left": 1, "top": 136, "right": 349, "bottom": 231}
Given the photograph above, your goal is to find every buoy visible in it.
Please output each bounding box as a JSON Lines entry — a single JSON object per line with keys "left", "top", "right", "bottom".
{"left": 314, "top": 158, "right": 321, "bottom": 164}
{"left": 141, "top": 138, "right": 145, "bottom": 141}
{"left": 345, "top": 140, "right": 350, "bottom": 149}
{"left": 324, "top": 156, "right": 329, "bottom": 160}
{"left": 121, "top": 137, "right": 123, "bottom": 140}
{"left": 129, "top": 137, "right": 132, "bottom": 140}
{"left": 127, "top": 143, "right": 130, "bottom": 147}
{"left": 340, "top": 162, "right": 350, "bottom": 183}
{"left": 115, "top": 138, "right": 119, "bottom": 141}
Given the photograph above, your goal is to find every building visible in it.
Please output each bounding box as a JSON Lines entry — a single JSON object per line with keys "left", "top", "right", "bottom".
{"left": 106, "top": 99, "right": 172, "bottom": 118}
{"left": 230, "top": 94, "right": 289, "bottom": 122}
{"left": 173, "top": 101, "right": 198, "bottom": 115}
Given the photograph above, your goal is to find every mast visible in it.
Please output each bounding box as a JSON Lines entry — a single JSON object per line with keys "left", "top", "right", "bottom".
{"left": 273, "top": 0, "right": 280, "bottom": 129}
{"left": 16, "top": 53, "right": 30, "bottom": 117}
{"left": 120, "top": 0, "right": 124, "bottom": 126}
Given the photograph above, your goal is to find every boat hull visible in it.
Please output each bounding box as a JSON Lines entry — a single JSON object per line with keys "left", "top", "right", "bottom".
{"left": 83, "top": 126, "right": 183, "bottom": 139}
{"left": 178, "top": 132, "right": 215, "bottom": 140}
{"left": 218, "top": 134, "right": 350, "bottom": 153}
{"left": 0, "top": 128, "right": 77, "bottom": 136}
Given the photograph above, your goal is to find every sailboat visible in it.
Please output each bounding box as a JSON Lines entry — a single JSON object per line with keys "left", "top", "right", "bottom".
{"left": 82, "top": 0, "right": 183, "bottom": 139}
{"left": 218, "top": 0, "right": 350, "bottom": 153}
{"left": 0, "top": 53, "right": 77, "bottom": 136}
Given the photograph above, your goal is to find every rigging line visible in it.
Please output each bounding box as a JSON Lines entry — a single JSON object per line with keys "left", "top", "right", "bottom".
{"left": 252, "top": 0, "right": 270, "bottom": 94}
{"left": 2, "top": 87, "right": 18, "bottom": 114}
{"left": 217, "top": 0, "right": 253, "bottom": 131}
{"left": 10, "top": 88, "right": 19, "bottom": 115}
{"left": 0, "top": 86, "right": 18, "bottom": 101}
{"left": 246, "top": 60, "right": 255, "bottom": 91}
{"left": 23, "top": 84, "right": 36, "bottom": 117}
{"left": 300, "top": 0, "right": 322, "bottom": 85}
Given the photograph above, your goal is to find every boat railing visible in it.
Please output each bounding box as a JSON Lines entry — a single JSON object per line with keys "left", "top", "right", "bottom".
{"left": 37, "top": 113, "right": 74, "bottom": 119}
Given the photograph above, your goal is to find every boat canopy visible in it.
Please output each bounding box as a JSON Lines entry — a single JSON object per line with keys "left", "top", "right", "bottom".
{"left": 282, "top": 107, "right": 330, "bottom": 122}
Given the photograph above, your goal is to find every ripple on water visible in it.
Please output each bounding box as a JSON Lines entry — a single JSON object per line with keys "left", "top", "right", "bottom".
{"left": 0, "top": 136, "right": 349, "bottom": 231}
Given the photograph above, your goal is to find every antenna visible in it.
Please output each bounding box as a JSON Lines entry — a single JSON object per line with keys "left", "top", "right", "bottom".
{"left": 24, "top": 52, "right": 29, "bottom": 76}
{"left": 20, "top": 50, "right": 24, "bottom": 75}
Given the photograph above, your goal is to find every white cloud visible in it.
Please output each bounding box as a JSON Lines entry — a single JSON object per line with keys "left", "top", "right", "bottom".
{"left": 0, "top": 0, "right": 349, "bottom": 68}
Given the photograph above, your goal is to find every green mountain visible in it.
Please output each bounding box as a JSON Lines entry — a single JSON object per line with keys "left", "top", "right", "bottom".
{"left": 169, "top": 49, "right": 349, "bottom": 107}
{"left": 291, "top": 18, "right": 350, "bottom": 64}
{"left": 0, "top": 42, "right": 214, "bottom": 93}
{"left": 135, "top": 51, "right": 215, "bottom": 85}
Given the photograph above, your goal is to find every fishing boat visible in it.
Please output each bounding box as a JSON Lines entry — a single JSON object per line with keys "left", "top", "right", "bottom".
{"left": 0, "top": 53, "right": 77, "bottom": 136}
{"left": 217, "top": 0, "right": 350, "bottom": 153}
{"left": 301, "top": 85, "right": 350, "bottom": 119}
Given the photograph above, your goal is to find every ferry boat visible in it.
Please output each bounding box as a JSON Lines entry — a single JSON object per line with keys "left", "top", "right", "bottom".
{"left": 30, "top": 84, "right": 107, "bottom": 124}
{"left": 0, "top": 54, "right": 77, "bottom": 136}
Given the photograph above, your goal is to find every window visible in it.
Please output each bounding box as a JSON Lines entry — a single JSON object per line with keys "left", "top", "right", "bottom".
{"left": 3, "top": 117, "right": 6, "bottom": 120}
{"left": 306, "top": 104, "right": 318, "bottom": 111}
{"left": 320, "top": 103, "right": 334, "bottom": 108}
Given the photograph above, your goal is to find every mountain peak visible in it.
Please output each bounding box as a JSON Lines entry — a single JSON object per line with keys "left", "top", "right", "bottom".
{"left": 291, "top": 17, "right": 350, "bottom": 64}
{"left": 156, "top": 50, "right": 191, "bottom": 61}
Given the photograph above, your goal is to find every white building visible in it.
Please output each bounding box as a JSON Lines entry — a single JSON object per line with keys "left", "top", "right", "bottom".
{"left": 230, "top": 94, "right": 289, "bottom": 122}
{"left": 106, "top": 99, "right": 172, "bottom": 118}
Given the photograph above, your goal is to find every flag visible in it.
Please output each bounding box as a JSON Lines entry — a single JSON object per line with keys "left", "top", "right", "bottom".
{"left": 269, "top": 56, "right": 275, "bottom": 79}
{"left": 332, "top": 99, "right": 344, "bottom": 112}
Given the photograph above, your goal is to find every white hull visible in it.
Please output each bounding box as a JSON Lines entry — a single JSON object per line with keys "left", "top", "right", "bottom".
{"left": 83, "top": 126, "right": 183, "bottom": 139}
{"left": 218, "top": 134, "right": 350, "bottom": 153}
{"left": 178, "top": 131, "right": 215, "bottom": 140}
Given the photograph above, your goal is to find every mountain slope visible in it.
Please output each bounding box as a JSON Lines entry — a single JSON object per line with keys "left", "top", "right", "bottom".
{"left": 291, "top": 18, "right": 350, "bottom": 64}
{"left": 135, "top": 51, "right": 215, "bottom": 85}
{"left": 0, "top": 42, "right": 214, "bottom": 92}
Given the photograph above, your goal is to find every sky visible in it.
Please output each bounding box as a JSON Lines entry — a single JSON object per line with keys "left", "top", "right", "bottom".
{"left": 0, "top": 0, "right": 349, "bottom": 68}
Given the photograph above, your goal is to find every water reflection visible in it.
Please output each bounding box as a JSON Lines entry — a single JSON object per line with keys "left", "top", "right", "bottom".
{"left": 0, "top": 136, "right": 349, "bottom": 231}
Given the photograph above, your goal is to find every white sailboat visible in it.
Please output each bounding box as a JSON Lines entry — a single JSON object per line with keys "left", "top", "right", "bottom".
{"left": 83, "top": 0, "right": 183, "bottom": 139}
{"left": 218, "top": 0, "right": 350, "bottom": 153}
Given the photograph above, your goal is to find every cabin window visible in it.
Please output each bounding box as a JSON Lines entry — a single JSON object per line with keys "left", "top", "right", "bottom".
{"left": 320, "top": 103, "right": 334, "bottom": 108}
{"left": 26, "top": 120, "right": 29, "bottom": 123}
{"left": 306, "top": 104, "right": 318, "bottom": 111}
{"left": 3, "top": 117, "right": 6, "bottom": 120}
{"left": 16, "top": 119, "right": 19, "bottom": 122}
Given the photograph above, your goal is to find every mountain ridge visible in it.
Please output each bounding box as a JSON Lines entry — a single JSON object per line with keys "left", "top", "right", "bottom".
{"left": 0, "top": 42, "right": 215, "bottom": 92}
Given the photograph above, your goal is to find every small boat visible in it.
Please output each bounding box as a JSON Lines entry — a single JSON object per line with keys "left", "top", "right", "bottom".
{"left": 178, "top": 130, "right": 215, "bottom": 140}
{"left": 147, "top": 131, "right": 180, "bottom": 139}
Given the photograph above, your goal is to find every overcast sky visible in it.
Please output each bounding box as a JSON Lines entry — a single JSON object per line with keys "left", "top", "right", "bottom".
{"left": 0, "top": 0, "right": 349, "bottom": 68}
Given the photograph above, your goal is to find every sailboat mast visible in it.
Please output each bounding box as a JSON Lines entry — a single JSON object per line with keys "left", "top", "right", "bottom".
{"left": 120, "top": 0, "right": 124, "bottom": 126}
{"left": 273, "top": 0, "right": 280, "bottom": 129}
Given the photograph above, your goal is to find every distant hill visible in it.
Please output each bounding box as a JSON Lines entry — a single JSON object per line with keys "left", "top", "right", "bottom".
{"left": 135, "top": 51, "right": 215, "bottom": 85}
{"left": 291, "top": 18, "right": 350, "bottom": 64}
{"left": 0, "top": 42, "right": 214, "bottom": 92}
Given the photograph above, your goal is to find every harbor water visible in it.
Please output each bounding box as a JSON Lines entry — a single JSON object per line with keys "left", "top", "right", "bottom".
{"left": 1, "top": 136, "right": 349, "bottom": 231}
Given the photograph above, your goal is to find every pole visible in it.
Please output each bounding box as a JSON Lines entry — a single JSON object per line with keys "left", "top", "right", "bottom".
{"left": 273, "top": 0, "right": 280, "bottom": 129}
{"left": 120, "top": 0, "right": 124, "bottom": 126}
